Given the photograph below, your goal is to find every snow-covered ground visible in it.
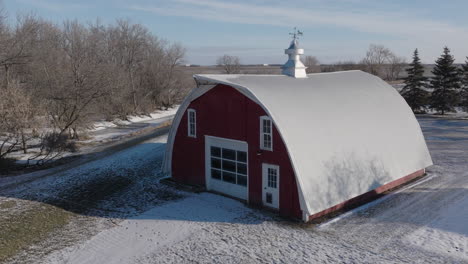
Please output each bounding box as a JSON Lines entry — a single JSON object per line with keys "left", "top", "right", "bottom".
{"left": 1, "top": 116, "right": 467, "bottom": 263}
{"left": 405, "top": 196, "right": 467, "bottom": 260}
{"left": 87, "top": 106, "right": 178, "bottom": 143}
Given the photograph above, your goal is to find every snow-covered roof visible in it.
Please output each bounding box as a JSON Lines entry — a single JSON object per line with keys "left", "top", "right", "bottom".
{"left": 163, "top": 70, "right": 433, "bottom": 216}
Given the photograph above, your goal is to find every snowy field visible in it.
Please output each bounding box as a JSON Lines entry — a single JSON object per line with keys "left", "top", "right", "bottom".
{"left": 0, "top": 116, "right": 467, "bottom": 263}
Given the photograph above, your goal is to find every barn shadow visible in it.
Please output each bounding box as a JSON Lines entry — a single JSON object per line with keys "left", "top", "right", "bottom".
{"left": 321, "top": 153, "right": 389, "bottom": 209}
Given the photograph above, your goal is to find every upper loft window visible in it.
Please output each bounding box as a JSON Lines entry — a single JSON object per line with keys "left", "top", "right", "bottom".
{"left": 260, "top": 116, "right": 272, "bottom": 151}
{"left": 187, "top": 109, "right": 196, "bottom": 138}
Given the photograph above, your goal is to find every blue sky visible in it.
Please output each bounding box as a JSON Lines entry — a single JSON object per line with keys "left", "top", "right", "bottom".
{"left": 5, "top": 0, "right": 468, "bottom": 65}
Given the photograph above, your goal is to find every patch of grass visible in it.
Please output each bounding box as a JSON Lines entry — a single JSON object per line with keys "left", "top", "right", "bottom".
{"left": 0, "top": 200, "right": 17, "bottom": 209}
{"left": 0, "top": 175, "right": 135, "bottom": 262}
{"left": 0, "top": 204, "right": 72, "bottom": 263}
{"left": 45, "top": 174, "right": 135, "bottom": 215}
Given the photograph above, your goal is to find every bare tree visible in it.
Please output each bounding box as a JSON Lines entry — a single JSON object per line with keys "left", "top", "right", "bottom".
{"left": 216, "top": 54, "right": 241, "bottom": 74}
{"left": 0, "top": 14, "right": 39, "bottom": 89}
{"left": 140, "top": 41, "right": 188, "bottom": 110}
{"left": 157, "top": 43, "right": 188, "bottom": 109}
{"left": 304, "top": 56, "right": 321, "bottom": 73}
{"left": 360, "top": 44, "right": 407, "bottom": 80}
{"left": 361, "top": 44, "right": 393, "bottom": 78}
{"left": 0, "top": 12, "right": 190, "bottom": 164}
{"left": 385, "top": 54, "right": 407, "bottom": 81}
{"left": 111, "top": 19, "right": 149, "bottom": 112}
{"left": 0, "top": 80, "right": 36, "bottom": 159}
{"left": 29, "top": 20, "right": 108, "bottom": 140}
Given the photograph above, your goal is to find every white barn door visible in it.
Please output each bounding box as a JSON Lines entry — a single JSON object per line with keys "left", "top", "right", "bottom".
{"left": 205, "top": 136, "right": 248, "bottom": 201}
{"left": 262, "top": 164, "right": 280, "bottom": 209}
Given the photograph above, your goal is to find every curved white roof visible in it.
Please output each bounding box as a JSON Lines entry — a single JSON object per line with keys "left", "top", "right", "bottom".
{"left": 163, "top": 70, "right": 433, "bottom": 216}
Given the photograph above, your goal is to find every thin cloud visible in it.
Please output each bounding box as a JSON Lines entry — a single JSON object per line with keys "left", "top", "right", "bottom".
{"left": 131, "top": 0, "right": 468, "bottom": 39}
{"left": 15, "top": 0, "right": 89, "bottom": 12}
{"left": 130, "top": 0, "right": 468, "bottom": 63}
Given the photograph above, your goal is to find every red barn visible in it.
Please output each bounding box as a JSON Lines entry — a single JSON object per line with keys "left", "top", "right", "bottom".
{"left": 162, "top": 37, "right": 432, "bottom": 222}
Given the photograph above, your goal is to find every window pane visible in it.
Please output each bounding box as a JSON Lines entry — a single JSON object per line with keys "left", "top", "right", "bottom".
{"left": 222, "top": 148, "right": 236, "bottom": 160}
{"left": 211, "top": 147, "right": 221, "bottom": 157}
{"left": 263, "top": 120, "right": 269, "bottom": 133}
{"left": 237, "top": 163, "right": 247, "bottom": 175}
{"left": 237, "top": 151, "right": 247, "bottom": 162}
{"left": 222, "top": 160, "right": 236, "bottom": 172}
{"left": 189, "top": 111, "right": 196, "bottom": 124}
{"left": 268, "top": 168, "right": 277, "bottom": 188}
{"left": 190, "top": 124, "right": 195, "bottom": 136}
{"left": 211, "top": 158, "right": 221, "bottom": 169}
{"left": 266, "top": 193, "right": 272, "bottom": 204}
{"left": 222, "top": 171, "right": 236, "bottom": 184}
{"left": 237, "top": 175, "right": 247, "bottom": 186}
{"left": 263, "top": 134, "right": 272, "bottom": 149}
{"left": 211, "top": 169, "right": 221, "bottom": 180}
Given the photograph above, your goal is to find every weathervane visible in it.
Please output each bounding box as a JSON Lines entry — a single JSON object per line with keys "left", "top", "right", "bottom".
{"left": 289, "top": 27, "right": 303, "bottom": 41}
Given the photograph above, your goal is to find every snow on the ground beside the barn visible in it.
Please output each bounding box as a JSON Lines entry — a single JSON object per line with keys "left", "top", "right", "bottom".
{"left": 90, "top": 106, "right": 179, "bottom": 131}
{"left": 405, "top": 195, "right": 468, "bottom": 260}
{"left": 45, "top": 193, "right": 250, "bottom": 264}
{"left": 127, "top": 107, "right": 179, "bottom": 124}
{"left": 90, "top": 121, "right": 117, "bottom": 131}
{"left": 84, "top": 107, "right": 178, "bottom": 143}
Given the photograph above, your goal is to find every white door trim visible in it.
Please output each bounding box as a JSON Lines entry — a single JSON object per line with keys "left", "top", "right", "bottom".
{"left": 262, "top": 163, "right": 280, "bottom": 209}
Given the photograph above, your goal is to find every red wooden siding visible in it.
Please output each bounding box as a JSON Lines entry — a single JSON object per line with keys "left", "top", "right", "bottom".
{"left": 171, "top": 84, "right": 302, "bottom": 219}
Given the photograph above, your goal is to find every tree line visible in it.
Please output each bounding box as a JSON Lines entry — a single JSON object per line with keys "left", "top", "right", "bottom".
{"left": 320, "top": 44, "right": 406, "bottom": 81}
{"left": 0, "top": 11, "right": 191, "bottom": 166}
{"left": 216, "top": 45, "right": 468, "bottom": 115}
{"left": 401, "top": 47, "right": 468, "bottom": 114}
{"left": 217, "top": 44, "right": 406, "bottom": 81}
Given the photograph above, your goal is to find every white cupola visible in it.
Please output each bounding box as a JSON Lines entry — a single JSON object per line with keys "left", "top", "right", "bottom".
{"left": 281, "top": 28, "right": 307, "bottom": 78}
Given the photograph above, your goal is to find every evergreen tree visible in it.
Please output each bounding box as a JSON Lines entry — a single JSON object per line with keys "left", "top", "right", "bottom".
{"left": 460, "top": 57, "right": 468, "bottom": 110}
{"left": 401, "top": 49, "right": 428, "bottom": 112}
{"left": 429, "top": 47, "right": 461, "bottom": 115}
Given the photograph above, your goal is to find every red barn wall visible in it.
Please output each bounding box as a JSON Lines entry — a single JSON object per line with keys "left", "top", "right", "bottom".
{"left": 171, "top": 84, "right": 302, "bottom": 219}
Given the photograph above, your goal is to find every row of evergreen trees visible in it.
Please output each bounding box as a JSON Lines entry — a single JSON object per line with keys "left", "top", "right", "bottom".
{"left": 401, "top": 47, "right": 468, "bottom": 114}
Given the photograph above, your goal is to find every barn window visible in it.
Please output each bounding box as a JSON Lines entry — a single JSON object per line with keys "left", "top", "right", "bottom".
{"left": 260, "top": 116, "right": 273, "bottom": 151}
{"left": 267, "top": 168, "right": 278, "bottom": 188}
{"left": 210, "top": 146, "right": 248, "bottom": 187}
{"left": 187, "top": 109, "right": 196, "bottom": 137}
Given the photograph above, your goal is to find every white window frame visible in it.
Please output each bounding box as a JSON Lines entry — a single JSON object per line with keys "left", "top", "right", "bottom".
{"left": 260, "top": 116, "right": 273, "bottom": 151}
{"left": 187, "top": 108, "right": 196, "bottom": 138}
